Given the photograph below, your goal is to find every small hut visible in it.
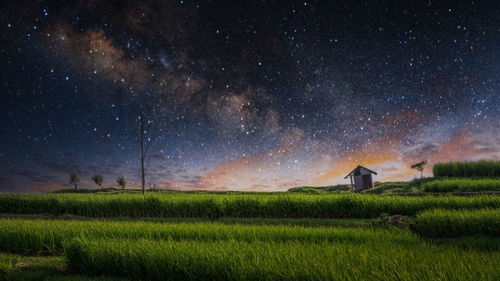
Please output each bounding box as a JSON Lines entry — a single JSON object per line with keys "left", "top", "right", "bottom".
{"left": 344, "top": 165, "right": 377, "bottom": 192}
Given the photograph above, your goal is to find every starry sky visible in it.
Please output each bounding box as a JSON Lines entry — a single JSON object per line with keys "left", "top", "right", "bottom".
{"left": 1, "top": 0, "right": 499, "bottom": 193}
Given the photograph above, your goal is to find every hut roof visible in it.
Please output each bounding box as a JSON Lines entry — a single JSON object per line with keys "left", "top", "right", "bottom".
{"left": 344, "top": 165, "right": 378, "bottom": 179}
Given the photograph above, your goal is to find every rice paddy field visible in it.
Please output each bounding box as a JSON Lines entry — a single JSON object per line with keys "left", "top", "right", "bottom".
{"left": 2, "top": 193, "right": 499, "bottom": 218}
{"left": 423, "top": 179, "right": 500, "bottom": 192}
{"left": 0, "top": 187, "right": 499, "bottom": 280}
{"left": 432, "top": 161, "right": 500, "bottom": 178}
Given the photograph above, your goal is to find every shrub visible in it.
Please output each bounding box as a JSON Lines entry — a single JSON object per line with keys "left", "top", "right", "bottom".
{"left": 422, "top": 179, "right": 500, "bottom": 192}
{"left": 0, "top": 193, "right": 499, "bottom": 219}
{"left": 433, "top": 161, "right": 500, "bottom": 178}
{"left": 415, "top": 208, "right": 500, "bottom": 238}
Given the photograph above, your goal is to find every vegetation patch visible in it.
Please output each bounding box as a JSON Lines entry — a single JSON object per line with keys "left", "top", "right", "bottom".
{"left": 0, "top": 214, "right": 375, "bottom": 228}
{"left": 423, "top": 179, "right": 500, "bottom": 192}
{"left": 433, "top": 161, "right": 500, "bottom": 178}
{"left": 361, "top": 182, "right": 409, "bottom": 194}
{"left": 0, "top": 219, "right": 417, "bottom": 255}
{"left": 0, "top": 253, "right": 124, "bottom": 281}
{"left": 288, "top": 185, "right": 350, "bottom": 193}
{"left": 415, "top": 208, "right": 500, "bottom": 238}
{"left": 65, "top": 238, "right": 500, "bottom": 281}
{"left": 1, "top": 193, "right": 499, "bottom": 219}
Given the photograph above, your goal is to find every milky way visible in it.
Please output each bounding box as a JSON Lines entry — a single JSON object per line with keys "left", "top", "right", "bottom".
{"left": 1, "top": 1, "right": 499, "bottom": 193}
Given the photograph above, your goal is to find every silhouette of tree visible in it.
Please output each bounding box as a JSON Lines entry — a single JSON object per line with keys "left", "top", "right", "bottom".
{"left": 117, "top": 176, "right": 127, "bottom": 190}
{"left": 69, "top": 172, "right": 80, "bottom": 192}
{"left": 91, "top": 174, "right": 104, "bottom": 190}
{"left": 128, "top": 93, "right": 168, "bottom": 195}
{"left": 113, "top": 73, "right": 169, "bottom": 195}
{"left": 411, "top": 160, "right": 427, "bottom": 179}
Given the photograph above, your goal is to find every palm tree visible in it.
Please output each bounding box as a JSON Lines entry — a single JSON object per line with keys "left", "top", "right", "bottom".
{"left": 69, "top": 172, "right": 80, "bottom": 192}
{"left": 411, "top": 160, "right": 427, "bottom": 179}
{"left": 91, "top": 174, "right": 104, "bottom": 190}
{"left": 117, "top": 176, "right": 126, "bottom": 190}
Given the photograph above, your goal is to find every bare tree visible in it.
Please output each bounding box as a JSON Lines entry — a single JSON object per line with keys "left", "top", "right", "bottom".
{"left": 69, "top": 172, "right": 80, "bottom": 192}
{"left": 133, "top": 111, "right": 162, "bottom": 195}
{"left": 127, "top": 92, "right": 168, "bottom": 195}
{"left": 113, "top": 71, "right": 169, "bottom": 195}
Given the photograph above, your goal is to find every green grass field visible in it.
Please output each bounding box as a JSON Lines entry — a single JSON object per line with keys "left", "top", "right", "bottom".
{"left": 433, "top": 161, "right": 500, "bottom": 178}
{"left": 423, "top": 179, "right": 500, "bottom": 192}
{"left": 415, "top": 208, "right": 500, "bottom": 237}
{"left": 0, "top": 178, "right": 499, "bottom": 280}
{"left": 65, "top": 238, "right": 499, "bottom": 281}
{"left": 0, "top": 218, "right": 420, "bottom": 255}
{"left": 1, "top": 193, "right": 499, "bottom": 218}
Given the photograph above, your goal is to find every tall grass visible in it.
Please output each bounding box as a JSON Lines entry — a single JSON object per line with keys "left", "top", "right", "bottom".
{"left": 415, "top": 208, "right": 500, "bottom": 238}
{"left": 0, "top": 252, "right": 127, "bottom": 281}
{"left": 1, "top": 193, "right": 499, "bottom": 218}
{"left": 0, "top": 213, "right": 374, "bottom": 227}
{"left": 433, "top": 160, "right": 500, "bottom": 178}
{"left": 423, "top": 179, "right": 500, "bottom": 192}
{"left": 0, "top": 218, "right": 418, "bottom": 255}
{"left": 65, "top": 238, "right": 500, "bottom": 281}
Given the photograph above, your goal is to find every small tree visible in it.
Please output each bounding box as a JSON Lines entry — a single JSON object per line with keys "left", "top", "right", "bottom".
{"left": 69, "top": 172, "right": 80, "bottom": 192}
{"left": 117, "top": 176, "right": 127, "bottom": 190}
{"left": 91, "top": 174, "right": 104, "bottom": 190}
{"left": 411, "top": 160, "right": 427, "bottom": 179}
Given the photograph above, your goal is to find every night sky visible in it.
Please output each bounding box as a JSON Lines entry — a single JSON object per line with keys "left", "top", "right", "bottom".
{"left": 1, "top": 1, "right": 499, "bottom": 193}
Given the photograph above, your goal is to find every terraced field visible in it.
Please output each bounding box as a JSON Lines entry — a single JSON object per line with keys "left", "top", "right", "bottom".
{"left": 0, "top": 191, "right": 498, "bottom": 280}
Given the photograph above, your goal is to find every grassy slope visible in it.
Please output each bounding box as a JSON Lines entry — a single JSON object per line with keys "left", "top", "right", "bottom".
{"left": 0, "top": 218, "right": 417, "bottom": 255}
{"left": 65, "top": 238, "right": 500, "bottom": 281}
{"left": 415, "top": 208, "right": 500, "bottom": 237}
{"left": 423, "top": 179, "right": 500, "bottom": 192}
{"left": 433, "top": 161, "right": 500, "bottom": 178}
{"left": 2, "top": 193, "right": 499, "bottom": 218}
{"left": 0, "top": 213, "right": 374, "bottom": 227}
{"left": 0, "top": 253, "right": 127, "bottom": 281}
{"left": 1, "top": 184, "right": 499, "bottom": 280}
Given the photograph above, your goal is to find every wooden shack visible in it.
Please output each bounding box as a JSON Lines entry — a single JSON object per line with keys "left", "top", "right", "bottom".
{"left": 344, "top": 165, "right": 377, "bottom": 192}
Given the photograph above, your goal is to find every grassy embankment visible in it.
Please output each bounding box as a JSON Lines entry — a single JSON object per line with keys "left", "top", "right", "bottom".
{"left": 1, "top": 193, "right": 499, "bottom": 218}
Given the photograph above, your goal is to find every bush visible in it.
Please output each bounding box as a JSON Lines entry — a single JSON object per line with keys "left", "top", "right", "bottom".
{"left": 407, "top": 177, "right": 436, "bottom": 188}
{"left": 415, "top": 208, "right": 500, "bottom": 238}
{"left": 433, "top": 161, "right": 500, "bottom": 178}
{"left": 287, "top": 185, "right": 349, "bottom": 193}
{"left": 422, "top": 179, "right": 500, "bottom": 192}
{"left": 0, "top": 193, "right": 499, "bottom": 219}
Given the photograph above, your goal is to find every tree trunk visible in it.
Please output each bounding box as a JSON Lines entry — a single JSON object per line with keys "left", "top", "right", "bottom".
{"left": 74, "top": 183, "right": 78, "bottom": 192}
{"left": 140, "top": 117, "right": 146, "bottom": 195}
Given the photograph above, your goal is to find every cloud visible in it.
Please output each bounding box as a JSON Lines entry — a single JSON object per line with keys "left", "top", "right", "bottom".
{"left": 51, "top": 26, "right": 206, "bottom": 105}
{"left": 121, "top": 1, "right": 196, "bottom": 43}
{"left": 313, "top": 137, "right": 399, "bottom": 184}
{"left": 205, "top": 87, "right": 280, "bottom": 135}
{"left": 427, "top": 130, "right": 500, "bottom": 163}
{"left": 185, "top": 128, "right": 304, "bottom": 190}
